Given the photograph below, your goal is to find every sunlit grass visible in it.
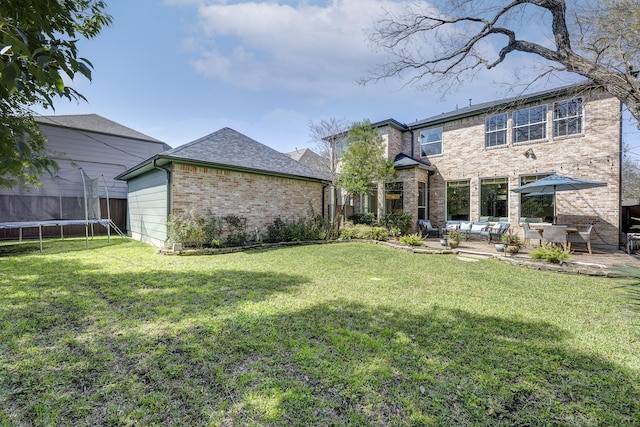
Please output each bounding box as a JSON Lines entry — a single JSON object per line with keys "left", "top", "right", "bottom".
{"left": 0, "top": 237, "right": 638, "bottom": 425}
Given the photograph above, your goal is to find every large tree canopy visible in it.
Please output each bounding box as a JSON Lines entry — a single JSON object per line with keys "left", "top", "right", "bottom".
{"left": 0, "top": 0, "right": 112, "bottom": 188}
{"left": 367, "top": 0, "right": 640, "bottom": 123}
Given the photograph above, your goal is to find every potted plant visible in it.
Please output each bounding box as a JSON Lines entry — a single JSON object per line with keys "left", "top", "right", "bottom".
{"left": 501, "top": 231, "right": 523, "bottom": 254}
{"left": 389, "top": 227, "right": 402, "bottom": 241}
{"left": 447, "top": 230, "right": 463, "bottom": 248}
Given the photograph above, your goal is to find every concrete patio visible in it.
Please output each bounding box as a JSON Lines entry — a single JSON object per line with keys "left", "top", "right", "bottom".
{"left": 418, "top": 235, "right": 640, "bottom": 269}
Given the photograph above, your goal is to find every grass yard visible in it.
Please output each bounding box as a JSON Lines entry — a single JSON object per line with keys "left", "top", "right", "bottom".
{"left": 0, "top": 238, "right": 639, "bottom": 426}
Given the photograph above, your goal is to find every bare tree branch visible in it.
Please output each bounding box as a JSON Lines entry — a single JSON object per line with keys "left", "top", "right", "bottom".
{"left": 365, "top": 0, "right": 640, "bottom": 124}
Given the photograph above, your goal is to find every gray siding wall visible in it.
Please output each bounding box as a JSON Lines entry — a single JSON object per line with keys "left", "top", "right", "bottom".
{"left": 127, "top": 169, "right": 168, "bottom": 247}
{"left": 0, "top": 124, "right": 167, "bottom": 199}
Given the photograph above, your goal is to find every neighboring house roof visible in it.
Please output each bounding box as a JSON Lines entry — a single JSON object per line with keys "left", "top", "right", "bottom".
{"left": 287, "top": 148, "right": 330, "bottom": 172}
{"left": 408, "top": 81, "right": 602, "bottom": 129}
{"left": 393, "top": 153, "right": 434, "bottom": 171}
{"left": 116, "top": 127, "right": 332, "bottom": 182}
{"left": 35, "top": 114, "right": 168, "bottom": 146}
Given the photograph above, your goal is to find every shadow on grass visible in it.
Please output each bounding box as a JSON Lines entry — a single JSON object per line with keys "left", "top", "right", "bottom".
{"left": 1, "top": 262, "right": 638, "bottom": 426}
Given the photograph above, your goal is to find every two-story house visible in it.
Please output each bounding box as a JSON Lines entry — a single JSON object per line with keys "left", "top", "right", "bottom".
{"left": 346, "top": 83, "right": 621, "bottom": 247}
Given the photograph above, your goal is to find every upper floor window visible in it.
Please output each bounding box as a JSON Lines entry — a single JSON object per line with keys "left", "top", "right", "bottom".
{"left": 420, "top": 127, "right": 443, "bottom": 156}
{"left": 553, "top": 98, "right": 583, "bottom": 137}
{"left": 485, "top": 113, "right": 508, "bottom": 148}
{"left": 513, "top": 105, "right": 547, "bottom": 143}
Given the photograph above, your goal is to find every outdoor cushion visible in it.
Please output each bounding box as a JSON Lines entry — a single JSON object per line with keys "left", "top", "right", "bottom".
{"left": 471, "top": 224, "right": 486, "bottom": 232}
{"left": 446, "top": 223, "right": 459, "bottom": 230}
{"left": 460, "top": 222, "right": 472, "bottom": 231}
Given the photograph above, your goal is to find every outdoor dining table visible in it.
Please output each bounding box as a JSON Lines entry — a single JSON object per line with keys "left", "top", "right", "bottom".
{"left": 529, "top": 224, "right": 578, "bottom": 250}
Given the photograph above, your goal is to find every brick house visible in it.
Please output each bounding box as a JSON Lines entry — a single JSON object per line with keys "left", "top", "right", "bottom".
{"left": 116, "top": 127, "right": 331, "bottom": 247}
{"left": 347, "top": 83, "right": 622, "bottom": 247}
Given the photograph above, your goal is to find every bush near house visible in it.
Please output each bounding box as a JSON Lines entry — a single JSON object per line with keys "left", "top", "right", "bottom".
{"left": 349, "top": 212, "right": 377, "bottom": 226}
{"left": 340, "top": 223, "right": 389, "bottom": 241}
{"left": 266, "top": 216, "right": 334, "bottom": 242}
{"left": 379, "top": 213, "right": 412, "bottom": 235}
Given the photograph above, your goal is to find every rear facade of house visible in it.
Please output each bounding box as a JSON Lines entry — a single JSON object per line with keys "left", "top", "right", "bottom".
{"left": 349, "top": 84, "right": 621, "bottom": 247}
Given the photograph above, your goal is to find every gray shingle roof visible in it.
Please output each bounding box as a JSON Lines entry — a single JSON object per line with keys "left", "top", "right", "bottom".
{"left": 35, "top": 114, "right": 166, "bottom": 145}
{"left": 393, "top": 153, "right": 434, "bottom": 170}
{"left": 164, "top": 128, "right": 331, "bottom": 181}
{"left": 408, "top": 81, "right": 597, "bottom": 129}
{"left": 287, "top": 148, "right": 331, "bottom": 172}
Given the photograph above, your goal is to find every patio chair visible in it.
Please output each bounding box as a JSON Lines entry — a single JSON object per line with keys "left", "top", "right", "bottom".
{"left": 542, "top": 225, "right": 568, "bottom": 250}
{"left": 522, "top": 222, "right": 543, "bottom": 247}
{"left": 567, "top": 225, "right": 593, "bottom": 254}
{"left": 417, "top": 220, "right": 440, "bottom": 238}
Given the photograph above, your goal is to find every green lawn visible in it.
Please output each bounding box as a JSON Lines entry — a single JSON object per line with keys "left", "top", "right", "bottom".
{"left": 0, "top": 238, "right": 638, "bottom": 426}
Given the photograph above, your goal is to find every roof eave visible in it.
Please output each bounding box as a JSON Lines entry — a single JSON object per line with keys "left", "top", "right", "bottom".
{"left": 117, "top": 155, "right": 331, "bottom": 183}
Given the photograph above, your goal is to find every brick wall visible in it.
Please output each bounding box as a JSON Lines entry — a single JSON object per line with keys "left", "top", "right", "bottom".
{"left": 403, "top": 87, "right": 621, "bottom": 245}
{"left": 171, "top": 163, "right": 326, "bottom": 239}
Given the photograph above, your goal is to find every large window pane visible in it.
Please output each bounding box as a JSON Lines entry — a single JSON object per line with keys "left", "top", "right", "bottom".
{"left": 513, "top": 105, "right": 547, "bottom": 143}
{"left": 519, "top": 174, "right": 554, "bottom": 223}
{"left": 446, "top": 180, "right": 470, "bottom": 221}
{"left": 385, "top": 182, "right": 404, "bottom": 214}
{"left": 553, "top": 98, "right": 583, "bottom": 137}
{"left": 485, "top": 113, "right": 508, "bottom": 148}
{"left": 480, "top": 177, "right": 508, "bottom": 218}
{"left": 420, "top": 127, "right": 443, "bottom": 156}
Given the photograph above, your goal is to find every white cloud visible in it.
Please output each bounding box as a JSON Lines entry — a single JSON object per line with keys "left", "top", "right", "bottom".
{"left": 179, "top": 0, "right": 404, "bottom": 96}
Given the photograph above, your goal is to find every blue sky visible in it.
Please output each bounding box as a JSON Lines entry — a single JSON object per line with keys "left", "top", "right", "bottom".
{"left": 32, "top": 0, "right": 640, "bottom": 155}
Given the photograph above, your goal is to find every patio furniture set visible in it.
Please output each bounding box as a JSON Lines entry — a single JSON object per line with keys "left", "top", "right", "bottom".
{"left": 523, "top": 223, "right": 593, "bottom": 253}
{"left": 419, "top": 219, "right": 594, "bottom": 254}
{"left": 418, "top": 220, "right": 510, "bottom": 243}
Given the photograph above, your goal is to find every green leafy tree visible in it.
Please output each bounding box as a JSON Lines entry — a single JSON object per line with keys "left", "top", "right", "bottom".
{"left": 0, "top": 0, "right": 112, "bottom": 188}
{"left": 335, "top": 120, "right": 396, "bottom": 225}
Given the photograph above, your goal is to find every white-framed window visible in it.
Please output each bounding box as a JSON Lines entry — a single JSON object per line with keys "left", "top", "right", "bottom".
{"left": 513, "top": 105, "right": 547, "bottom": 143}
{"left": 420, "top": 127, "right": 443, "bottom": 156}
{"left": 553, "top": 98, "right": 583, "bottom": 137}
{"left": 485, "top": 113, "right": 508, "bottom": 148}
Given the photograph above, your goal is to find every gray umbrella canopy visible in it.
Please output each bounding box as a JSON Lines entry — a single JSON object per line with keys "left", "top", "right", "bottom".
{"left": 511, "top": 173, "right": 607, "bottom": 222}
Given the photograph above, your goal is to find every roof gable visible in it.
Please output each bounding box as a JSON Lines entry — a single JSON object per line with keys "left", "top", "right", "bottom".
{"left": 163, "top": 128, "right": 330, "bottom": 181}
{"left": 35, "top": 114, "right": 166, "bottom": 145}
{"left": 287, "top": 148, "right": 330, "bottom": 172}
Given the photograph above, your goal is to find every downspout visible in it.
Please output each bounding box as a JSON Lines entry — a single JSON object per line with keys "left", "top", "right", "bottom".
{"left": 153, "top": 157, "right": 172, "bottom": 220}
{"left": 618, "top": 100, "right": 624, "bottom": 250}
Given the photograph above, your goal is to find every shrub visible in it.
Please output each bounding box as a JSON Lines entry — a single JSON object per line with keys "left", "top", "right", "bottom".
{"left": 167, "top": 210, "right": 208, "bottom": 248}
{"left": 223, "top": 214, "right": 249, "bottom": 246}
{"left": 380, "top": 212, "right": 412, "bottom": 234}
{"left": 266, "top": 215, "right": 335, "bottom": 243}
{"left": 349, "top": 212, "right": 377, "bottom": 225}
{"left": 340, "top": 224, "right": 388, "bottom": 241}
{"left": 529, "top": 245, "right": 570, "bottom": 263}
{"left": 400, "top": 233, "right": 423, "bottom": 246}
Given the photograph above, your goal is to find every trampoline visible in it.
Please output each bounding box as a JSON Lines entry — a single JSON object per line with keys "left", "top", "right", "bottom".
{"left": 1, "top": 168, "right": 127, "bottom": 253}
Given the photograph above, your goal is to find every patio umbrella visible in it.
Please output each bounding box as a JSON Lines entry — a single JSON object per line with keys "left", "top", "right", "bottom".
{"left": 511, "top": 173, "right": 607, "bottom": 223}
